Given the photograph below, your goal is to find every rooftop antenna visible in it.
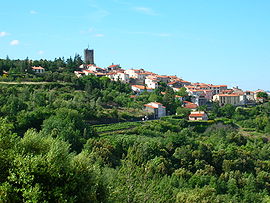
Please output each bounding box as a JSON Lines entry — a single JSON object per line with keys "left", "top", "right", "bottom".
{"left": 87, "top": 44, "right": 89, "bottom": 49}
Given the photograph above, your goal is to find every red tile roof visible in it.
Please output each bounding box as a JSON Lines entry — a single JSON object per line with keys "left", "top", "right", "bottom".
{"left": 83, "top": 70, "right": 95, "bottom": 73}
{"left": 32, "top": 66, "right": 44, "bottom": 70}
{"left": 185, "top": 104, "right": 198, "bottom": 109}
{"left": 217, "top": 94, "right": 240, "bottom": 97}
{"left": 132, "top": 85, "right": 153, "bottom": 90}
{"left": 144, "top": 104, "right": 158, "bottom": 109}
{"left": 189, "top": 113, "right": 204, "bottom": 117}
{"left": 108, "top": 64, "right": 119, "bottom": 68}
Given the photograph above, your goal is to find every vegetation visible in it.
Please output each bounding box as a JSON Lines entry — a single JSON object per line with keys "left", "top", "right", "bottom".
{"left": 0, "top": 57, "right": 270, "bottom": 202}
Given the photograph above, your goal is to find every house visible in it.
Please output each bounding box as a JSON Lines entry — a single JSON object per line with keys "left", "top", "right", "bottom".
{"left": 74, "top": 71, "right": 85, "bottom": 77}
{"left": 144, "top": 102, "right": 166, "bottom": 118}
{"left": 168, "top": 81, "right": 183, "bottom": 88}
{"left": 189, "top": 111, "right": 208, "bottom": 121}
{"left": 107, "top": 72, "right": 130, "bottom": 83}
{"left": 87, "top": 64, "right": 106, "bottom": 73}
{"left": 181, "top": 80, "right": 192, "bottom": 86}
{"left": 213, "top": 94, "right": 241, "bottom": 106}
{"left": 131, "top": 85, "right": 154, "bottom": 94}
{"left": 155, "top": 75, "right": 171, "bottom": 83}
{"left": 124, "top": 69, "right": 143, "bottom": 78}
{"left": 93, "top": 72, "right": 107, "bottom": 77}
{"left": 183, "top": 101, "right": 198, "bottom": 110}
{"left": 32, "top": 66, "right": 45, "bottom": 73}
{"left": 209, "top": 85, "right": 228, "bottom": 95}
{"left": 244, "top": 91, "right": 256, "bottom": 105}
{"left": 107, "top": 64, "right": 121, "bottom": 71}
{"left": 145, "top": 77, "right": 158, "bottom": 89}
{"left": 82, "top": 70, "right": 95, "bottom": 76}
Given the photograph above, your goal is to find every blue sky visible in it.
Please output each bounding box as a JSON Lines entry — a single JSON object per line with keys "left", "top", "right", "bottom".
{"left": 1, "top": 0, "right": 270, "bottom": 90}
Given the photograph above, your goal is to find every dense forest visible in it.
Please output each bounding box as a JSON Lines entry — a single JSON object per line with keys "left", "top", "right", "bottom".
{"left": 0, "top": 57, "right": 270, "bottom": 202}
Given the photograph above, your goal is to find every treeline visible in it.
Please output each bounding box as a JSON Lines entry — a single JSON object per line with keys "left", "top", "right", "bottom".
{"left": 0, "top": 55, "right": 83, "bottom": 73}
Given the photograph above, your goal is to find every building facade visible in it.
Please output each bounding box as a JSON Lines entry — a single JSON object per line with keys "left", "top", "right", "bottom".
{"left": 144, "top": 102, "right": 166, "bottom": 118}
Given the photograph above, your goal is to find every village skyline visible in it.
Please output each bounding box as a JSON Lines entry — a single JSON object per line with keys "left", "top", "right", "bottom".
{"left": 1, "top": 0, "right": 270, "bottom": 90}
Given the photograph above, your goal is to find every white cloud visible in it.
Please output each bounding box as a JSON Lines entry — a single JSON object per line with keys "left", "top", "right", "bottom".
{"left": 94, "top": 33, "right": 105, "bottom": 37}
{"left": 0, "top": 32, "right": 8, "bottom": 37}
{"left": 10, "top": 40, "right": 19, "bottom": 46}
{"left": 133, "top": 7, "right": 157, "bottom": 16}
{"left": 30, "top": 10, "right": 38, "bottom": 14}
{"left": 38, "top": 50, "right": 44, "bottom": 55}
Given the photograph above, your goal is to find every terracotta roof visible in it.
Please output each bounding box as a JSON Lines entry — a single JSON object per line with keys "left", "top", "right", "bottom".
{"left": 144, "top": 104, "right": 158, "bottom": 109}
{"left": 185, "top": 104, "right": 198, "bottom": 109}
{"left": 132, "top": 85, "right": 153, "bottom": 90}
{"left": 32, "top": 66, "right": 44, "bottom": 70}
{"left": 108, "top": 64, "right": 119, "bottom": 68}
{"left": 211, "top": 85, "right": 228, "bottom": 88}
{"left": 137, "top": 72, "right": 150, "bottom": 75}
{"left": 189, "top": 113, "right": 204, "bottom": 117}
{"left": 83, "top": 70, "right": 95, "bottom": 73}
{"left": 157, "top": 75, "right": 170, "bottom": 78}
{"left": 183, "top": 101, "right": 192, "bottom": 104}
{"left": 86, "top": 64, "right": 95, "bottom": 67}
{"left": 168, "top": 81, "right": 177, "bottom": 85}
{"left": 216, "top": 94, "right": 240, "bottom": 97}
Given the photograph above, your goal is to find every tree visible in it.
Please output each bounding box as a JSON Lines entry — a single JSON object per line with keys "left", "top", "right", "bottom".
{"left": 41, "top": 108, "right": 96, "bottom": 152}
{"left": 220, "top": 104, "right": 236, "bottom": 118}
{"left": 176, "top": 107, "right": 191, "bottom": 118}
{"left": 176, "top": 87, "right": 188, "bottom": 97}
{"left": 257, "top": 92, "right": 268, "bottom": 100}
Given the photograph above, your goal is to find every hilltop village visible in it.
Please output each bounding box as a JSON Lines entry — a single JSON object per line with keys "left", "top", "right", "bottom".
{"left": 4, "top": 48, "right": 268, "bottom": 120}
{"left": 65, "top": 48, "right": 266, "bottom": 119}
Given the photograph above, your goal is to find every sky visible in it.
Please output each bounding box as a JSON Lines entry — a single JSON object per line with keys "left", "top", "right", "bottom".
{"left": 1, "top": 0, "right": 270, "bottom": 91}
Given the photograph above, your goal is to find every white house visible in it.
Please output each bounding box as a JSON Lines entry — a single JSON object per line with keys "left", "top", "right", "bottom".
{"left": 144, "top": 102, "right": 166, "bottom": 118}
{"left": 107, "top": 72, "right": 130, "bottom": 83}
{"left": 82, "top": 70, "right": 95, "bottom": 76}
{"left": 131, "top": 85, "right": 154, "bottom": 94}
{"left": 209, "top": 85, "right": 228, "bottom": 95}
{"left": 87, "top": 64, "right": 106, "bottom": 73}
{"left": 145, "top": 78, "right": 158, "bottom": 89}
{"left": 189, "top": 111, "right": 208, "bottom": 121}
{"left": 32, "top": 66, "right": 45, "bottom": 73}
{"left": 107, "top": 64, "right": 121, "bottom": 71}
{"left": 124, "top": 69, "right": 142, "bottom": 78}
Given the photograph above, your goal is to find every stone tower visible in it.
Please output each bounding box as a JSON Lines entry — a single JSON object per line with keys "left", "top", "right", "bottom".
{"left": 84, "top": 48, "right": 94, "bottom": 65}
